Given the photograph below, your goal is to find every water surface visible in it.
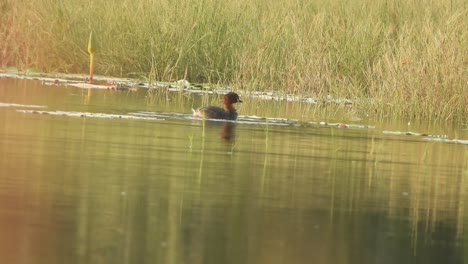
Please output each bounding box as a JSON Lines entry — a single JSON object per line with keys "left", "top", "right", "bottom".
{"left": 0, "top": 78, "right": 467, "bottom": 264}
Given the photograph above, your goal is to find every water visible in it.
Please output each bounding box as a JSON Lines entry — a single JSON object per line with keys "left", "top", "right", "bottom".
{"left": 0, "top": 78, "right": 467, "bottom": 264}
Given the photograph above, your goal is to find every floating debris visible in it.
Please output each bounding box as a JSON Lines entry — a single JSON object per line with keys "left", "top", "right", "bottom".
{"left": 0, "top": 102, "right": 47, "bottom": 109}
{"left": 16, "top": 110, "right": 164, "bottom": 121}
{"left": 0, "top": 72, "right": 355, "bottom": 106}
{"left": 68, "top": 82, "right": 118, "bottom": 90}
{"left": 308, "top": 121, "right": 375, "bottom": 129}
{"left": 130, "top": 111, "right": 294, "bottom": 126}
{"left": 130, "top": 111, "right": 191, "bottom": 120}
{"left": 382, "top": 130, "right": 467, "bottom": 145}
{"left": 423, "top": 138, "right": 468, "bottom": 145}
{"left": 383, "top": 131, "right": 448, "bottom": 138}
{"left": 174, "top": 79, "right": 191, "bottom": 88}
{"left": 66, "top": 82, "right": 141, "bottom": 91}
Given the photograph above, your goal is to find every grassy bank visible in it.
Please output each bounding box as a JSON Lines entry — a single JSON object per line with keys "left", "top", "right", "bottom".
{"left": 1, "top": 0, "right": 467, "bottom": 122}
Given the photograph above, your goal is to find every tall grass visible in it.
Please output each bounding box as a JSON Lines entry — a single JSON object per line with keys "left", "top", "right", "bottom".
{"left": 1, "top": 0, "right": 467, "bottom": 122}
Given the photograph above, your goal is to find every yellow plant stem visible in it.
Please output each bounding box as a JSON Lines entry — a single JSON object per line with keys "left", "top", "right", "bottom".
{"left": 89, "top": 53, "right": 94, "bottom": 82}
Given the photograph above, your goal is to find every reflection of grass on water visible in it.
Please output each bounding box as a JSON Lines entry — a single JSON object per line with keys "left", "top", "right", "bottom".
{"left": 186, "top": 118, "right": 206, "bottom": 192}
{"left": 260, "top": 119, "right": 269, "bottom": 197}
{"left": 1, "top": 0, "right": 467, "bottom": 122}
{"left": 146, "top": 87, "right": 170, "bottom": 105}
{"left": 458, "top": 160, "right": 468, "bottom": 238}
{"left": 197, "top": 117, "right": 206, "bottom": 186}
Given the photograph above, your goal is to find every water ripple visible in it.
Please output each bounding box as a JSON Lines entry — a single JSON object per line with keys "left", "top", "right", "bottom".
{"left": 16, "top": 110, "right": 164, "bottom": 121}
{"left": 0, "top": 102, "right": 47, "bottom": 108}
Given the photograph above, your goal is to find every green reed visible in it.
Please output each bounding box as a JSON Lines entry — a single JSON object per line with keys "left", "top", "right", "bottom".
{"left": 1, "top": 0, "right": 466, "bottom": 122}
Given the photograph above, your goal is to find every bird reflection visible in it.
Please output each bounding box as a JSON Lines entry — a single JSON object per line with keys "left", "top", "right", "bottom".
{"left": 220, "top": 122, "right": 236, "bottom": 143}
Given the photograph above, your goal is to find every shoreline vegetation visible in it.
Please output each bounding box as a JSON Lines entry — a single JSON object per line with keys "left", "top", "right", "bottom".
{"left": 1, "top": 0, "right": 466, "bottom": 122}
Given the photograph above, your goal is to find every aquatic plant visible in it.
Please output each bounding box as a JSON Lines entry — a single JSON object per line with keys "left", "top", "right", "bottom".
{"left": 0, "top": 0, "right": 466, "bottom": 122}
{"left": 87, "top": 31, "right": 96, "bottom": 82}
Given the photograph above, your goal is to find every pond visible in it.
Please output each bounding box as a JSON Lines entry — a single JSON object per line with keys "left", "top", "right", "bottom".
{"left": 0, "top": 77, "right": 467, "bottom": 264}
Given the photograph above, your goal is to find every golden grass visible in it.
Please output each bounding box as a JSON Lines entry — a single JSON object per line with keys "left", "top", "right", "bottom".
{"left": 1, "top": 0, "right": 467, "bottom": 122}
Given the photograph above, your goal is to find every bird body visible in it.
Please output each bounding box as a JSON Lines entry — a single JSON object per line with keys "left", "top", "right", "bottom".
{"left": 193, "top": 92, "right": 242, "bottom": 120}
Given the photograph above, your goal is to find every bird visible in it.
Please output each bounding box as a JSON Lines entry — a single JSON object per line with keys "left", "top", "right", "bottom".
{"left": 192, "top": 92, "right": 242, "bottom": 120}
